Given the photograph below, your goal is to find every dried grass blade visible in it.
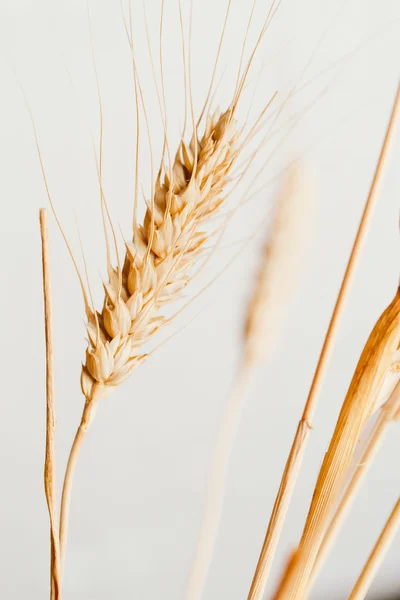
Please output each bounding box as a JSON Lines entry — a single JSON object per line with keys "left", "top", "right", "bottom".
{"left": 248, "top": 81, "right": 400, "bottom": 600}
{"left": 348, "top": 497, "right": 400, "bottom": 600}
{"left": 40, "top": 208, "right": 61, "bottom": 600}
{"left": 274, "top": 289, "right": 400, "bottom": 600}
{"left": 309, "top": 379, "right": 400, "bottom": 588}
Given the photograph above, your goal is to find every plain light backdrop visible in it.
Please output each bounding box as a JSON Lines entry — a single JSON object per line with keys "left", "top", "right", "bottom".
{"left": 1, "top": 0, "right": 400, "bottom": 598}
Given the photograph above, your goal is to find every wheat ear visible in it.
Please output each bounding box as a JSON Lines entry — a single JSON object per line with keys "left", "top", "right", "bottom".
{"left": 185, "top": 165, "right": 313, "bottom": 600}
{"left": 348, "top": 497, "right": 400, "bottom": 600}
{"left": 309, "top": 378, "right": 400, "bottom": 587}
{"left": 273, "top": 287, "right": 400, "bottom": 600}
{"left": 59, "top": 107, "right": 242, "bottom": 572}
{"left": 40, "top": 209, "right": 61, "bottom": 600}
{"left": 244, "top": 165, "right": 314, "bottom": 364}
{"left": 248, "top": 81, "right": 400, "bottom": 600}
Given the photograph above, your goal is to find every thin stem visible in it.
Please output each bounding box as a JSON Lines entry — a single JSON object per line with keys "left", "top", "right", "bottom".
{"left": 348, "top": 497, "right": 400, "bottom": 600}
{"left": 309, "top": 380, "right": 400, "bottom": 590}
{"left": 40, "top": 208, "right": 61, "bottom": 600}
{"left": 186, "top": 362, "right": 252, "bottom": 600}
{"left": 248, "top": 80, "right": 400, "bottom": 600}
{"left": 59, "top": 399, "right": 96, "bottom": 577}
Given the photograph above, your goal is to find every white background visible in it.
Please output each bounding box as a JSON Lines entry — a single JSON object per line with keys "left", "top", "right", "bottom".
{"left": 1, "top": 1, "right": 400, "bottom": 599}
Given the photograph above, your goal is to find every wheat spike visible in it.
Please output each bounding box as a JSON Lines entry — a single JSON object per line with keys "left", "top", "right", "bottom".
{"left": 274, "top": 287, "right": 400, "bottom": 600}
{"left": 244, "top": 164, "right": 314, "bottom": 365}
{"left": 58, "top": 107, "right": 241, "bottom": 566}
{"left": 81, "top": 108, "right": 239, "bottom": 409}
{"left": 58, "top": 0, "right": 286, "bottom": 568}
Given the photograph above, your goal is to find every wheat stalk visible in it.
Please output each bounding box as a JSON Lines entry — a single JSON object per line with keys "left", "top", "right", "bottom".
{"left": 40, "top": 209, "right": 61, "bottom": 600}
{"left": 58, "top": 106, "right": 241, "bottom": 569}
{"left": 348, "top": 497, "right": 400, "bottom": 600}
{"left": 185, "top": 165, "right": 313, "bottom": 600}
{"left": 273, "top": 287, "right": 400, "bottom": 600}
{"left": 309, "top": 378, "right": 400, "bottom": 587}
{"left": 248, "top": 80, "right": 400, "bottom": 600}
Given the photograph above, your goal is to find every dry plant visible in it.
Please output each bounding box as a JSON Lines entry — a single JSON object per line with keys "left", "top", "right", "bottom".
{"left": 243, "top": 165, "right": 314, "bottom": 366}
{"left": 33, "top": 2, "right": 400, "bottom": 599}
{"left": 309, "top": 379, "right": 400, "bottom": 587}
{"left": 273, "top": 286, "right": 400, "bottom": 600}
{"left": 35, "top": 1, "right": 302, "bottom": 595}
{"left": 40, "top": 209, "right": 61, "bottom": 600}
{"left": 60, "top": 104, "right": 243, "bottom": 570}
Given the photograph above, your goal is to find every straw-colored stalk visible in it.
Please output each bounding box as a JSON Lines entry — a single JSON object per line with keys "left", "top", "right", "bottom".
{"left": 273, "top": 287, "right": 400, "bottom": 600}
{"left": 248, "top": 81, "right": 400, "bottom": 600}
{"left": 185, "top": 165, "right": 313, "bottom": 600}
{"left": 309, "top": 378, "right": 400, "bottom": 588}
{"left": 40, "top": 208, "right": 61, "bottom": 600}
{"left": 348, "top": 497, "right": 400, "bottom": 600}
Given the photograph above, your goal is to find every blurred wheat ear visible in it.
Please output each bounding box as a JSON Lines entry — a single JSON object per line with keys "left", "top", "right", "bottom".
{"left": 185, "top": 164, "right": 315, "bottom": 600}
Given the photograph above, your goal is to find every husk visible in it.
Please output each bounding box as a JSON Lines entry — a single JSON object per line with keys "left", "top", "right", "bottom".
{"left": 274, "top": 288, "right": 400, "bottom": 600}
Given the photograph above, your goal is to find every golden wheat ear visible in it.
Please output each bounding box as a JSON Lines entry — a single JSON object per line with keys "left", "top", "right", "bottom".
{"left": 62, "top": 99, "right": 246, "bottom": 576}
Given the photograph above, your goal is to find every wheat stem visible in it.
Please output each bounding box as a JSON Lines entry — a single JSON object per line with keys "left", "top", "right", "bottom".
{"left": 59, "top": 399, "right": 97, "bottom": 576}
{"left": 248, "top": 80, "right": 400, "bottom": 600}
{"left": 348, "top": 497, "right": 400, "bottom": 600}
{"left": 40, "top": 209, "right": 62, "bottom": 600}
{"left": 185, "top": 362, "right": 252, "bottom": 600}
{"left": 309, "top": 380, "right": 400, "bottom": 589}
